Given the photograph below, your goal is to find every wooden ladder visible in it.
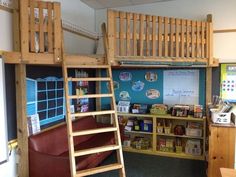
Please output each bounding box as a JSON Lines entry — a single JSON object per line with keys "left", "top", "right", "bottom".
{"left": 62, "top": 26, "right": 126, "bottom": 177}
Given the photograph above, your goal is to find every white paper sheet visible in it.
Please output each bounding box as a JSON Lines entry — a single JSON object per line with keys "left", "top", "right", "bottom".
{"left": 163, "top": 70, "right": 199, "bottom": 105}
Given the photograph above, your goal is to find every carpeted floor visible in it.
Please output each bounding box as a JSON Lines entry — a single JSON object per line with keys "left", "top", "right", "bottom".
{"left": 91, "top": 152, "right": 207, "bottom": 177}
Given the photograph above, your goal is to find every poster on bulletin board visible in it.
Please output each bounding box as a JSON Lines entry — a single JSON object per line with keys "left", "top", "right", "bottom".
{"left": 221, "top": 64, "right": 236, "bottom": 102}
{"left": 163, "top": 70, "right": 199, "bottom": 105}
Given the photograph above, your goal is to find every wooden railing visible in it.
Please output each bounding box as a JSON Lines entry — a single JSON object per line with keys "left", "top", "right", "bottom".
{"left": 20, "top": 0, "right": 62, "bottom": 63}
{"left": 107, "top": 10, "right": 213, "bottom": 65}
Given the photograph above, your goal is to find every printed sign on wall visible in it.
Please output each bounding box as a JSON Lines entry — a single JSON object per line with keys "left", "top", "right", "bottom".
{"left": 221, "top": 64, "right": 236, "bottom": 102}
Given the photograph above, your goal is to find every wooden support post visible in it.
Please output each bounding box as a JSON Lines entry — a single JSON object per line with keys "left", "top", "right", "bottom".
{"left": 47, "top": 3, "right": 53, "bottom": 53}
{"left": 30, "top": 0, "right": 35, "bottom": 52}
{"left": 53, "top": 2, "right": 62, "bottom": 63}
{"left": 207, "top": 14, "right": 213, "bottom": 66}
{"left": 158, "top": 16, "right": 162, "bottom": 57}
{"left": 15, "top": 65, "right": 28, "bottom": 177}
{"left": 126, "top": 13, "right": 131, "bottom": 56}
{"left": 119, "top": 12, "right": 125, "bottom": 56}
{"left": 191, "top": 21, "right": 195, "bottom": 58}
{"left": 133, "top": 13, "right": 137, "bottom": 56}
{"left": 181, "top": 19, "right": 185, "bottom": 58}
{"left": 39, "top": 2, "right": 44, "bottom": 53}
{"left": 146, "top": 15, "right": 150, "bottom": 56}
{"left": 107, "top": 10, "right": 115, "bottom": 63}
{"left": 139, "top": 14, "right": 144, "bottom": 56}
{"left": 13, "top": 1, "right": 29, "bottom": 177}
{"left": 13, "top": 0, "right": 20, "bottom": 51}
{"left": 206, "top": 15, "right": 213, "bottom": 107}
{"left": 152, "top": 16, "right": 156, "bottom": 56}
{"left": 186, "top": 20, "right": 190, "bottom": 58}
{"left": 175, "top": 19, "right": 180, "bottom": 57}
{"left": 164, "top": 17, "right": 168, "bottom": 57}
{"left": 20, "top": 0, "right": 29, "bottom": 60}
{"left": 170, "top": 18, "right": 174, "bottom": 57}
{"left": 201, "top": 22, "right": 205, "bottom": 58}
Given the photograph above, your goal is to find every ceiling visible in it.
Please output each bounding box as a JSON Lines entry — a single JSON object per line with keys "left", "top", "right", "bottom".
{"left": 81, "top": 0, "right": 175, "bottom": 9}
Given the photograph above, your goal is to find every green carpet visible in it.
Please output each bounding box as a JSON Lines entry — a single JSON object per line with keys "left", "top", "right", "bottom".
{"left": 91, "top": 152, "right": 207, "bottom": 177}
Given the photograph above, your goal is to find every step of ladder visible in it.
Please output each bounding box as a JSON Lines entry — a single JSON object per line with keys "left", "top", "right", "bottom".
{"left": 66, "top": 65, "right": 110, "bottom": 69}
{"left": 71, "top": 110, "right": 115, "bottom": 117}
{"left": 76, "top": 163, "right": 123, "bottom": 177}
{"left": 74, "top": 145, "right": 120, "bottom": 157}
{"left": 68, "top": 94, "right": 113, "bottom": 99}
{"left": 67, "top": 77, "right": 111, "bottom": 82}
{"left": 72, "top": 127, "right": 117, "bottom": 136}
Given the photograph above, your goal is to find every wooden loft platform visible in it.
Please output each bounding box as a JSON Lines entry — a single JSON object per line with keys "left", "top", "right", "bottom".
{"left": 2, "top": 0, "right": 105, "bottom": 66}
{"left": 3, "top": 51, "right": 106, "bottom": 66}
{"left": 107, "top": 10, "right": 219, "bottom": 67}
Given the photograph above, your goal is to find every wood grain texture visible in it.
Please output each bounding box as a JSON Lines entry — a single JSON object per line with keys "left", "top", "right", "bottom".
{"left": 53, "top": 2, "right": 62, "bottom": 63}
{"left": 208, "top": 125, "right": 236, "bottom": 177}
{"left": 152, "top": 16, "right": 156, "bottom": 56}
{"left": 20, "top": 0, "right": 29, "bottom": 59}
{"left": 15, "top": 64, "right": 29, "bottom": 177}
{"left": 133, "top": 13, "right": 137, "bottom": 56}
{"left": 158, "top": 16, "right": 162, "bottom": 57}
{"left": 126, "top": 13, "right": 131, "bottom": 56}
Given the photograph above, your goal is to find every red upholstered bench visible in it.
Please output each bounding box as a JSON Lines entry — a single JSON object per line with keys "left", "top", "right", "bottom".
{"left": 29, "top": 116, "right": 116, "bottom": 177}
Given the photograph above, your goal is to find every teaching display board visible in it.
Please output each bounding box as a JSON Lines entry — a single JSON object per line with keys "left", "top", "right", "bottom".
{"left": 101, "top": 69, "right": 205, "bottom": 109}
{"left": 221, "top": 64, "right": 236, "bottom": 102}
{"left": 163, "top": 70, "right": 199, "bottom": 105}
{"left": 0, "top": 57, "right": 8, "bottom": 163}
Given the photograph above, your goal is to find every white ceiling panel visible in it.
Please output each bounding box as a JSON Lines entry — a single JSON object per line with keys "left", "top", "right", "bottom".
{"left": 81, "top": 0, "right": 175, "bottom": 9}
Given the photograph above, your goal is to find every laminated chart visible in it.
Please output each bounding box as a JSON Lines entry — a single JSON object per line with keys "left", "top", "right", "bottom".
{"left": 221, "top": 64, "right": 236, "bottom": 102}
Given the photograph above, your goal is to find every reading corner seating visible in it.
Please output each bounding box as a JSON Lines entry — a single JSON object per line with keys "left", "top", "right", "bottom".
{"left": 29, "top": 116, "right": 118, "bottom": 177}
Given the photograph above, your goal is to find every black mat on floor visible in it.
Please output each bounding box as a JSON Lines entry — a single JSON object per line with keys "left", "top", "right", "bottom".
{"left": 91, "top": 152, "right": 207, "bottom": 177}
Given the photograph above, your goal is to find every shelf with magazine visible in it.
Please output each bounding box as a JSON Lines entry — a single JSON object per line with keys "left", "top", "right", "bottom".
{"left": 74, "top": 70, "right": 89, "bottom": 113}
{"left": 118, "top": 112, "right": 206, "bottom": 160}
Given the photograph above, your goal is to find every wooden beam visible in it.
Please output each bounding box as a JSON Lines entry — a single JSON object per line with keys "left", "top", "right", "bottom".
{"left": 53, "top": 2, "right": 62, "bottom": 63}
{"left": 20, "top": 0, "right": 29, "bottom": 60}
{"left": 15, "top": 64, "right": 28, "bottom": 177}
{"left": 207, "top": 14, "right": 213, "bottom": 66}
{"left": 0, "top": 4, "right": 13, "bottom": 13}
{"left": 107, "top": 10, "right": 115, "bottom": 63}
{"left": 206, "top": 67, "right": 212, "bottom": 116}
{"left": 214, "top": 29, "right": 236, "bottom": 33}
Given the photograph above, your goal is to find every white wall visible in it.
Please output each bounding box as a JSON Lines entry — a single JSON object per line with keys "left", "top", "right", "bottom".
{"left": 95, "top": 0, "right": 236, "bottom": 62}
{"left": 0, "top": 10, "right": 13, "bottom": 51}
{"left": 0, "top": 149, "right": 17, "bottom": 177}
{"left": 58, "top": 0, "right": 96, "bottom": 54}
{"left": 0, "top": 9, "right": 16, "bottom": 177}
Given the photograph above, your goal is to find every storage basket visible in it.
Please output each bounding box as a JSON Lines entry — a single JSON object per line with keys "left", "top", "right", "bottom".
{"left": 211, "top": 111, "right": 231, "bottom": 124}
{"left": 150, "top": 108, "right": 167, "bottom": 115}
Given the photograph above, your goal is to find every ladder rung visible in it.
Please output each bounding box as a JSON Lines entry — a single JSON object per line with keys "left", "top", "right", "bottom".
{"left": 66, "top": 65, "right": 110, "bottom": 69}
{"left": 76, "top": 163, "right": 123, "bottom": 177}
{"left": 74, "top": 145, "right": 120, "bottom": 157}
{"left": 71, "top": 110, "right": 115, "bottom": 117}
{"left": 72, "top": 127, "right": 117, "bottom": 136}
{"left": 68, "top": 94, "right": 113, "bottom": 99}
{"left": 67, "top": 77, "right": 111, "bottom": 82}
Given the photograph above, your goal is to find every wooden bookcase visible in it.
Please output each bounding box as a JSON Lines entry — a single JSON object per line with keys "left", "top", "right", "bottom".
{"left": 118, "top": 113, "right": 206, "bottom": 161}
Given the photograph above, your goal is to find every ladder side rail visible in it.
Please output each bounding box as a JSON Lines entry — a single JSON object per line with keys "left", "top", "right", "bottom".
{"left": 61, "top": 29, "right": 76, "bottom": 177}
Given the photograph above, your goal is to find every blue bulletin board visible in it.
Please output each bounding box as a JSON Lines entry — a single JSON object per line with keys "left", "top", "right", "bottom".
{"left": 101, "top": 68, "right": 206, "bottom": 109}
